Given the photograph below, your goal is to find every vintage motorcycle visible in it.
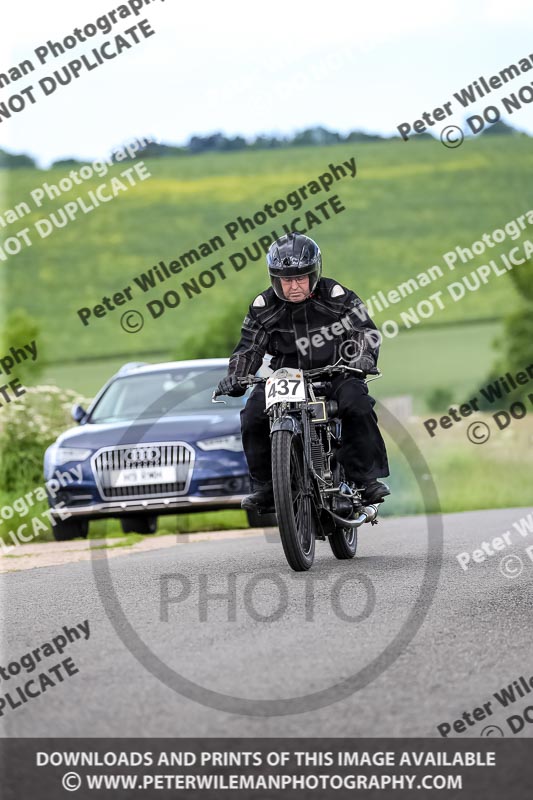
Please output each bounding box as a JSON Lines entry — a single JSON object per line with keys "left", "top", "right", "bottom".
{"left": 213, "top": 360, "right": 383, "bottom": 571}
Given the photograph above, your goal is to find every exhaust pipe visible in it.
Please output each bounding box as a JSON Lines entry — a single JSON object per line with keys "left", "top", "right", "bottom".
{"left": 329, "top": 504, "right": 379, "bottom": 529}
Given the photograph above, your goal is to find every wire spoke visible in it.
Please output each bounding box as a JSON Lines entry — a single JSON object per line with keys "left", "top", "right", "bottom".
{"left": 289, "top": 438, "right": 312, "bottom": 553}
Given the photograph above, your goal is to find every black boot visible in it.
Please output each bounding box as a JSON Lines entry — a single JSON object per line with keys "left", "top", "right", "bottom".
{"left": 241, "top": 480, "right": 274, "bottom": 512}
{"left": 362, "top": 479, "right": 390, "bottom": 505}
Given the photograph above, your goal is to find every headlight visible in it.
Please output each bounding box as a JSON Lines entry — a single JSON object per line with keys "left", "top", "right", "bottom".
{"left": 197, "top": 435, "right": 243, "bottom": 452}
{"left": 55, "top": 447, "right": 92, "bottom": 465}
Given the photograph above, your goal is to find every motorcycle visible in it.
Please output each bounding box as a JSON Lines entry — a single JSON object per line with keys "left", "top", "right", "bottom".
{"left": 213, "top": 360, "right": 383, "bottom": 571}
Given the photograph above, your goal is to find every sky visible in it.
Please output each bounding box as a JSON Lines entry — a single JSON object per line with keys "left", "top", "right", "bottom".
{"left": 1, "top": 0, "right": 533, "bottom": 166}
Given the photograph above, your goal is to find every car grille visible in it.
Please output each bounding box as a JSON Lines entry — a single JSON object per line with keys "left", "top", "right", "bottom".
{"left": 92, "top": 443, "right": 194, "bottom": 500}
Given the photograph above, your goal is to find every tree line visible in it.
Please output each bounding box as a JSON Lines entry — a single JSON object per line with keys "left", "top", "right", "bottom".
{"left": 0, "top": 121, "right": 521, "bottom": 169}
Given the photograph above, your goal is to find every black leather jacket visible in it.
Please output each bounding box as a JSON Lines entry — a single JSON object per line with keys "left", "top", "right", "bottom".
{"left": 228, "top": 277, "right": 380, "bottom": 376}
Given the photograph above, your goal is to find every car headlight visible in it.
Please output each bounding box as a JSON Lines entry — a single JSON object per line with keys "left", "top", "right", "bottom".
{"left": 197, "top": 435, "right": 243, "bottom": 452}
{"left": 54, "top": 446, "right": 93, "bottom": 465}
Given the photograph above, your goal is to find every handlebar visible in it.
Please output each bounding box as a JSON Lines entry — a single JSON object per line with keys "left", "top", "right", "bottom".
{"left": 303, "top": 364, "right": 366, "bottom": 379}
{"left": 212, "top": 375, "right": 264, "bottom": 402}
{"left": 212, "top": 361, "right": 381, "bottom": 402}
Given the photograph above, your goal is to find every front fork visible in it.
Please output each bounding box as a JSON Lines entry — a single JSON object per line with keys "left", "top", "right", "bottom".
{"left": 269, "top": 406, "right": 315, "bottom": 501}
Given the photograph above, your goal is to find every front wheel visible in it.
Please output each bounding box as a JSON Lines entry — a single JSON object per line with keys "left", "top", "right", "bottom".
{"left": 272, "top": 429, "right": 315, "bottom": 571}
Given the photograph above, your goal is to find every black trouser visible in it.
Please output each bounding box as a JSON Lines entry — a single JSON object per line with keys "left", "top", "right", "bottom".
{"left": 240, "top": 375, "right": 389, "bottom": 487}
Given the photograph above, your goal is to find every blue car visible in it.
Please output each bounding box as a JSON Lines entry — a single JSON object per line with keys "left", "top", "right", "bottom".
{"left": 44, "top": 359, "right": 271, "bottom": 540}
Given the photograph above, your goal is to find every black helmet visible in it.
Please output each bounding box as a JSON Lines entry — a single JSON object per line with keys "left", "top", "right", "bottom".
{"left": 266, "top": 233, "right": 322, "bottom": 301}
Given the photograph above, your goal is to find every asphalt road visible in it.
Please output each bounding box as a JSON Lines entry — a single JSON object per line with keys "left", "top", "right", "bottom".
{"left": 1, "top": 507, "right": 532, "bottom": 739}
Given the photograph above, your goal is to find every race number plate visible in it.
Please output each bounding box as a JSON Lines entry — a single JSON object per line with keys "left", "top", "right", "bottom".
{"left": 265, "top": 367, "right": 306, "bottom": 409}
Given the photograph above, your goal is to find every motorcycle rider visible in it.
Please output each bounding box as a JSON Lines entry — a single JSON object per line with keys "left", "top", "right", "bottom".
{"left": 216, "top": 232, "right": 390, "bottom": 511}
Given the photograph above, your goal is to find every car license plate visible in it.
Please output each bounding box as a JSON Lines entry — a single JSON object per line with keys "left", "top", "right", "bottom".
{"left": 265, "top": 367, "right": 306, "bottom": 409}
{"left": 109, "top": 466, "right": 178, "bottom": 487}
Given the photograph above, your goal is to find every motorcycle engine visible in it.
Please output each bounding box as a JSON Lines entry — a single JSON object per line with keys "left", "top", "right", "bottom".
{"left": 311, "top": 434, "right": 324, "bottom": 476}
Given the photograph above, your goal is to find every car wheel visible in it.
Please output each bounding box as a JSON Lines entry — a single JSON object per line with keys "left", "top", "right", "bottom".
{"left": 120, "top": 515, "right": 157, "bottom": 535}
{"left": 246, "top": 509, "right": 277, "bottom": 529}
{"left": 52, "top": 518, "right": 89, "bottom": 541}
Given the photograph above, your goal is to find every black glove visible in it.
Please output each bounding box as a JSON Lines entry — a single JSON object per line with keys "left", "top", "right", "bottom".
{"left": 349, "top": 355, "right": 375, "bottom": 375}
{"left": 215, "top": 374, "right": 247, "bottom": 397}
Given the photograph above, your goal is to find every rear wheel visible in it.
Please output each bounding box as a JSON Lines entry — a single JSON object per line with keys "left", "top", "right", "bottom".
{"left": 120, "top": 515, "right": 157, "bottom": 534}
{"left": 272, "top": 429, "right": 315, "bottom": 571}
{"left": 329, "top": 525, "right": 358, "bottom": 559}
{"left": 52, "top": 517, "right": 88, "bottom": 541}
{"left": 329, "top": 462, "right": 358, "bottom": 559}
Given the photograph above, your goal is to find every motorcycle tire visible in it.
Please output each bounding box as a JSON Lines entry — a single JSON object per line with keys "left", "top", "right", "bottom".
{"left": 272, "top": 429, "right": 316, "bottom": 571}
{"left": 329, "top": 524, "right": 358, "bottom": 559}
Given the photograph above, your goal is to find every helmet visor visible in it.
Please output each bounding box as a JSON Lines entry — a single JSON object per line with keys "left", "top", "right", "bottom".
{"left": 271, "top": 266, "right": 320, "bottom": 301}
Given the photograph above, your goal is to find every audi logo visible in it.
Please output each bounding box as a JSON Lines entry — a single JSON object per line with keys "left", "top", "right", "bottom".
{"left": 124, "top": 447, "right": 160, "bottom": 463}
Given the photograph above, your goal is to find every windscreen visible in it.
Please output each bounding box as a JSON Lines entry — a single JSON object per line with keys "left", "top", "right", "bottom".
{"left": 89, "top": 366, "right": 246, "bottom": 423}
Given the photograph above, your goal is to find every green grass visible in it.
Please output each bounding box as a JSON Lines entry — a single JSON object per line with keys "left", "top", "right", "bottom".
{"left": 1, "top": 412, "right": 530, "bottom": 548}
{"left": 0, "top": 494, "right": 253, "bottom": 548}
{"left": 40, "top": 353, "right": 167, "bottom": 398}
{"left": 3, "top": 136, "right": 531, "bottom": 367}
{"left": 88, "top": 533, "right": 144, "bottom": 550}
{"left": 413, "top": 416, "right": 533, "bottom": 513}
{"left": 85, "top": 510, "right": 249, "bottom": 539}
{"left": 371, "top": 320, "right": 502, "bottom": 412}
{"left": 427, "top": 449, "right": 532, "bottom": 512}
{"left": 39, "top": 320, "right": 501, "bottom": 414}
{"left": 1, "top": 135, "right": 531, "bottom": 536}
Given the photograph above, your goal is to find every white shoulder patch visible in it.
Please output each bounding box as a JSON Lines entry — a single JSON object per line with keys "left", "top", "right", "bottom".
{"left": 253, "top": 294, "right": 266, "bottom": 307}
{"left": 331, "top": 284, "right": 345, "bottom": 297}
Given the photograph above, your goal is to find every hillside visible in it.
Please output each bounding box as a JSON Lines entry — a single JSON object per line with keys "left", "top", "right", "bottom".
{"left": 2, "top": 135, "right": 532, "bottom": 367}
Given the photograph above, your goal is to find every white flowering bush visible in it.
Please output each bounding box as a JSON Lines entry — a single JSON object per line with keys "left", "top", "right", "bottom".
{"left": 0, "top": 385, "right": 91, "bottom": 491}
